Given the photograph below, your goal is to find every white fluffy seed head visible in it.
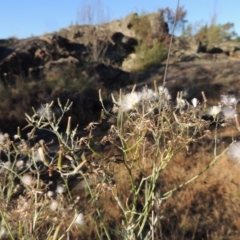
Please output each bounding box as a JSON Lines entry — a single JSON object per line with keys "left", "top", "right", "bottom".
{"left": 176, "top": 98, "right": 187, "bottom": 110}
{"left": 191, "top": 98, "right": 198, "bottom": 108}
{"left": 119, "top": 92, "right": 142, "bottom": 112}
{"left": 47, "top": 191, "right": 55, "bottom": 198}
{"left": 222, "top": 107, "right": 236, "bottom": 119}
{"left": 21, "top": 174, "right": 34, "bottom": 186}
{"left": 49, "top": 200, "right": 59, "bottom": 211}
{"left": 75, "top": 213, "right": 84, "bottom": 225}
{"left": 220, "top": 94, "right": 238, "bottom": 107}
{"left": 55, "top": 185, "right": 66, "bottom": 194}
{"left": 37, "top": 103, "right": 53, "bottom": 120}
{"left": 0, "top": 226, "right": 8, "bottom": 238}
{"left": 158, "top": 86, "right": 171, "bottom": 100}
{"left": 0, "top": 132, "right": 4, "bottom": 143}
{"left": 16, "top": 160, "right": 25, "bottom": 170}
{"left": 141, "top": 88, "right": 158, "bottom": 101}
{"left": 13, "top": 134, "right": 20, "bottom": 140}
{"left": 208, "top": 106, "right": 221, "bottom": 118}
{"left": 227, "top": 142, "right": 240, "bottom": 163}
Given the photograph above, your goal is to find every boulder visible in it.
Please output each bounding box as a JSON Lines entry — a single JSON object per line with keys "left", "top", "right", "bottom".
{"left": 111, "top": 32, "right": 137, "bottom": 52}
{"left": 180, "top": 54, "right": 199, "bottom": 62}
{"left": 206, "top": 46, "right": 223, "bottom": 54}
{"left": 172, "top": 37, "right": 202, "bottom": 56}
{"left": 84, "top": 63, "right": 131, "bottom": 89}
{"left": 28, "top": 66, "right": 45, "bottom": 79}
{"left": 231, "top": 50, "right": 240, "bottom": 59}
{"left": 148, "top": 12, "right": 169, "bottom": 37}
{"left": 108, "top": 14, "right": 138, "bottom": 38}
{"left": 34, "top": 48, "right": 51, "bottom": 63}
{"left": 122, "top": 53, "right": 137, "bottom": 71}
{"left": 44, "top": 56, "right": 80, "bottom": 76}
{"left": 0, "top": 35, "right": 86, "bottom": 82}
{"left": 218, "top": 42, "right": 240, "bottom": 56}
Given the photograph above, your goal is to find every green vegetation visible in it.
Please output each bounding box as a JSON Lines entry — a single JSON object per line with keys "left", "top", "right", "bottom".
{"left": 196, "top": 22, "right": 237, "bottom": 44}
{"left": 133, "top": 39, "right": 167, "bottom": 72}
{"left": 182, "top": 20, "right": 238, "bottom": 46}
{"left": 128, "top": 13, "right": 167, "bottom": 72}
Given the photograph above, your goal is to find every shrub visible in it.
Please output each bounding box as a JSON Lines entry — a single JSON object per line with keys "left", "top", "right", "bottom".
{"left": 0, "top": 81, "right": 239, "bottom": 239}
{"left": 132, "top": 39, "right": 167, "bottom": 72}
{"left": 184, "top": 21, "right": 238, "bottom": 46}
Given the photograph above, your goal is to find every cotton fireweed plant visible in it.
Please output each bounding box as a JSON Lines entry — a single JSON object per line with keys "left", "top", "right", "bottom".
{"left": 0, "top": 100, "right": 99, "bottom": 240}
{"left": 97, "top": 84, "right": 239, "bottom": 239}
{"left": 0, "top": 89, "right": 239, "bottom": 240}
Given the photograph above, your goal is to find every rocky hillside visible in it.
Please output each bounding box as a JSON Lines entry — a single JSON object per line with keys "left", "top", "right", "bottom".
{"left": 1, "top": 12, "right": 240, "bottom": 133}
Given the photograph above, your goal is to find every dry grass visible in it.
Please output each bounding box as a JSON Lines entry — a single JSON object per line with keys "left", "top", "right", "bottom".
{"left": 160, "top": 150, "right": 240, "bottom": 239}
{"left": 1, "top": 77, "right": 240, "bottom": 239}
{"left": 71, "top": 145, "right": 240, "bottom": 239}
{"left": 60, "top": 143, "right": 240, "bottom": 240}
{"left": 0, "top": 66, "right": 102, "bottom": 134}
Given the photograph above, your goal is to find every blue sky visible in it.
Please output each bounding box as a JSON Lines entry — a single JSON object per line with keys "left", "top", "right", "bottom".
{"left": 0, "top": 0, "right": 239, "bottom": 39}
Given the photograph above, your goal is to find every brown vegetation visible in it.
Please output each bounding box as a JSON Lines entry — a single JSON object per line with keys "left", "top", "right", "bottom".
{"left": 1, "top": 5, "right": 240, "bottom": 240}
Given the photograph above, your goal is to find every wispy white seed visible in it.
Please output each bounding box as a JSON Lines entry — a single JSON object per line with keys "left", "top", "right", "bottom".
{"left": 55, "top": 185, "right": 66, "bottom": 194}
{"left": 227, "top": 142, "right": 240, "bottom": 163}
{"left": 75, "top": 213, "right": 84, "bottom": 225}
{"left": 49, "top": 200, "right": 59, "bottom": 211}
{"left": 21, "top": 174, "right": 34, "bottom": 186}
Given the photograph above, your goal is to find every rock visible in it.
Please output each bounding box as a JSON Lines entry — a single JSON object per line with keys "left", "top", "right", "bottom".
{"left": 213, "top": 53, "right": 229, "bottom": 61}
{"left": 172, "top": 37, "right": 202, "bottom": 58}
{"left": 28, "top": 66, "right": 45, "bottom": 79}
{"left": 206, "top": 46, "right": 223, "bottom": 54}
{"left": 108, "top": 14, "right": 138, "bottom": 38}
{"left": 189, "top": 37, "right": 201, "bottom": 53}
{"left": 84, "top": 63, "right": 131, "bottom": 89}
{"left": 111, "top": 32, "right": 137, "bottom": 52}
{"left": 202, "top": 53, "right": 214, "bottom": 62}
{"left": 218, "top": 42, "right": 240, "bottom": 56}
{"left": 0, "top": 35, "right": 86, "bottom": 81}
{"left": 44, "top": 56, "right": 80, "bottom": 76}
{"left": 0, "top": 12, "right": 170, "bottom": 82}
{"left": 148, "top": 11, "right": 169, "bottom": 36}
{"left": 180, "top": 54, "right": 199, "bottom": 62}
{"left": 231, "top": 49, "right": 240, "bottom": 59}
{"left": 34, "top": 48, "right": 51, "bottom": 62}
{"left": 122, "top": 53, "right": 137, "bottom": 71}
{"left": 108, "top": 12, "right": 169, "bottom": 39}
{"left": 108, "top": 32, "right": 137, "bottom": 64}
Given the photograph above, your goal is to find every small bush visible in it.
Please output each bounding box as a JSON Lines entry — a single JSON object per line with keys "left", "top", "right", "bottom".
{"left": 1, "top": 82, "right": 239, "bottom": 239}
{"left": 132, "top": 39, "right": 167, "bottom": 72}
{"left": 195, "top": 22, "right": 237, "bottom": 45}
